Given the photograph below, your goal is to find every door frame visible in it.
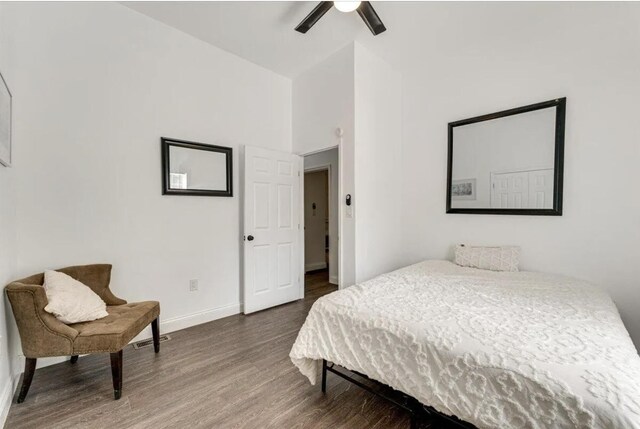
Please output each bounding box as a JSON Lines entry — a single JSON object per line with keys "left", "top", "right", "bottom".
{"left": 300, "top": 146, "right": 340, "bottom": 289}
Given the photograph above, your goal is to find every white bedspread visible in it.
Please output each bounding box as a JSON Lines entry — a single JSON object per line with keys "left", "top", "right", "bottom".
{"left": 290, "top": 260, "right": 640, "bottom": 429}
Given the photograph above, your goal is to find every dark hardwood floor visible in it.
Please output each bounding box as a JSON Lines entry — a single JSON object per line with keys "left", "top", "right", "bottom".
{"left": 5, "top": 271, "right": 446, "bottom": 428}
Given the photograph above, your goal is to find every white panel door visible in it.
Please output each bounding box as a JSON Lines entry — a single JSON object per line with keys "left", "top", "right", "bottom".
{"left": 491, "top": 168, "right": 554, "bottom": 209}
{"left": 491, "top": 171, "right": 529, "bottom": 208}
{"left": 243, "top": 146, "right": 301, "bottom": 314}
{"left": 527, "top": 168, "right": 554, "bottom": 208}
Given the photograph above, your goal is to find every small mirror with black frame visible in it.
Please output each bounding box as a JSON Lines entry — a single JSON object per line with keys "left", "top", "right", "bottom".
{"left": 161, "top": 137, "right": 233, "bottom": 197}
{"left": 447, "top": 98, "right": 566, "bottom": 216}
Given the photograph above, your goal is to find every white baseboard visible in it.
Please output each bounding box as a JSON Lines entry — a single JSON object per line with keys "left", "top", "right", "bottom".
{"left": 36, "top": 356, "right": 68, "bottom": 369}
{"left": 329, "top": 275, "right": 338, "bottom": 285}
{"left": 0, "top": 374, "right": 15, "bottom": 428}
{"left": 131, "top": 302, "right": 241, "bottom": 343}
{"left": 305, "top": 262, "right": 327, "bottom": 272}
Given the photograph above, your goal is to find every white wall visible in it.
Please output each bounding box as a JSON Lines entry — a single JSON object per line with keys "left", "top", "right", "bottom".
{"left": 0, "top": 166, "right": 16, "bottom": 427}
{"left": 293, "top": 45, "right": 356, "bottom": 287}
{"left": 0, "top": 0, "right": 292, "bottom": 377}
{"left": 0, "top": 8, "right": 18, "bottom": 424}
{"left": 379, "top": 3, "right": 640, "bottom": 346}
{"left": 0, "top": 166, "right": 16, "bottom": 425}
{"left": 304, "top": 148, "right": 339, "bottom": 284}
{"left": 293, "top": 43, "right": 403, "bottom": 286}
{"left": 293, "top": 45, "right": 354, "bottom": 157}
{"left": 353, "top": 44, "right": 404, "bottom": 283}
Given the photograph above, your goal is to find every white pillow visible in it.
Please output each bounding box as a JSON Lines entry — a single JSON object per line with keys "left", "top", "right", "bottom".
{"left": 454, "top": 244, "right": 521, "bottom": 272}
{"left": 43, "top": 270, "right": 109, "bottom": 324}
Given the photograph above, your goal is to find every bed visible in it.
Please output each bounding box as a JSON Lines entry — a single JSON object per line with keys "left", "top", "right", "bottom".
{"left": 289, "top": 260, "right": 640, "bottom": 429}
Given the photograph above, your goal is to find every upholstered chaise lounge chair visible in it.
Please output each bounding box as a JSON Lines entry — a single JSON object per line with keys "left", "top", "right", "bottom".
{"left": 5, "top": 264, "right": 160, "bottom": 402}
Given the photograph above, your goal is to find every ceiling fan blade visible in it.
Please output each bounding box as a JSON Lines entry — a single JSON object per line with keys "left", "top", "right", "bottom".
{"left": 295, "top": 1, "right": 333, "bottom": 34}
{"left": 357, "top": 1, "right": 386, "bottom": 35}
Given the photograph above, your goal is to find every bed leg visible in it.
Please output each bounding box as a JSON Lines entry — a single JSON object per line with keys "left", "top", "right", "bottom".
{"left": 321, "top": 359, "right": 327, "bottom": 394}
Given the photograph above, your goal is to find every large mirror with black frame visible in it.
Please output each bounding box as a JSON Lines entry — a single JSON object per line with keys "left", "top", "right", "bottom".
{"left": 447, "top": 98, "right": 566, "bottom": 215}
{"left": 162, "top": 137, "right": 233, "bottom": 197}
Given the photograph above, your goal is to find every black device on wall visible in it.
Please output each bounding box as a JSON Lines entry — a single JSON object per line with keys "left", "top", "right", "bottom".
{"left": 345, "top": 194, "right": 352, "bottom": 206}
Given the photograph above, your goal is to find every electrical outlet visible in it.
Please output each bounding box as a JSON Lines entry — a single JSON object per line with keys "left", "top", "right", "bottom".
{"left": 189, "top": 279, "right": 199, "bottom": 292}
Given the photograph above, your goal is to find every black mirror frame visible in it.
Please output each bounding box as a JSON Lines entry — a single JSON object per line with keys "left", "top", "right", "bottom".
{"left": 446, "top": 97, "right": 566, "bottom": 216}
{"left": 161, "top": 137, "right": 233, "bottom": 197}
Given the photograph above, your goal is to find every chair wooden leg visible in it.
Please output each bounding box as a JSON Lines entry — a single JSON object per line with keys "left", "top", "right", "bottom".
{"left": 151, "top": 318, "right": 160, "bottom": 354}
{"left": 17, "top": 358, "right": 37, "bottom": 403}
{"left": 110, "top": 350, "right": 123, "bottom": 400}
{"left": 70, "top": 355, "right": 78, "bottom": 364}
{"left": 321, "top": 359, "right": 327, "bottom": 394}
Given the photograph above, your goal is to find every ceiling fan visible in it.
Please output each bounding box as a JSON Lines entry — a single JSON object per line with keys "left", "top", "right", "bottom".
{"left": 295, "top": 1, "right": 386, "bottom": 36}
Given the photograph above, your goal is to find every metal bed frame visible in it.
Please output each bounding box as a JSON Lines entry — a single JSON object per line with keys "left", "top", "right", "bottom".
{"left": 321, "top": 360, "right": 476, "bottom": 429}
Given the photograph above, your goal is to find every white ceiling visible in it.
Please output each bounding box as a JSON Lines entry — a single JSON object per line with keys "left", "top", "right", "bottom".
{"left": 125, "top": 1, "right": 396, "bottom": 78}
{"left": 124, "top": 2, "right": 639, "bottom": 81}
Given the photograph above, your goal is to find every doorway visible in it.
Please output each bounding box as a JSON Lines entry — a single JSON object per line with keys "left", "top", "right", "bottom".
{"left": 303, "top": 147, "right": 339, "bottom": 291}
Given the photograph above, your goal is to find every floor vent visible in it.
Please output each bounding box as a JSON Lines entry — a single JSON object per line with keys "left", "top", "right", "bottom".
{"left": 133, "top": 335, "right": 171, "bottom": 350}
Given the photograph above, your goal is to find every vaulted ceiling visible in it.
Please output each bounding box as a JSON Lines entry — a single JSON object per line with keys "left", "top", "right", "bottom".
{"left": 125, "top": 1, "right": 392, "bottom": 77}
{"left": 124, "top": 2, "right": 640, "bottom": 80}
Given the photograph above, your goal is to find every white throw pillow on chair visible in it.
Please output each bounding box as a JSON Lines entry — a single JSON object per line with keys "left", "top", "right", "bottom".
{"left": 43, "top": 270, "right": 109, "bottom": 324}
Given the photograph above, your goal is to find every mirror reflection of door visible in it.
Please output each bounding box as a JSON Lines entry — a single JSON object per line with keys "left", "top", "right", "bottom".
{"left": 490, "top": 169, "right": 553, "bottom": 209}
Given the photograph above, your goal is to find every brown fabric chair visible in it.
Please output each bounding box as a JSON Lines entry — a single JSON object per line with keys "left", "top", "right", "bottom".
{"left": 5, "top": 264, "right": 160, "bottom": 402}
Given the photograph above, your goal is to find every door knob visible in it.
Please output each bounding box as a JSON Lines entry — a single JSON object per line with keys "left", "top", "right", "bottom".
{"left": 247, "top": 235, "right": 254, "bottom": 241}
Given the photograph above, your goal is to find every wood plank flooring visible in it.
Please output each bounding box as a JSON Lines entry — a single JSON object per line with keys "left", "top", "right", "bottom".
{"left": 5, "top": 271, "right": 450, "bottom": 429}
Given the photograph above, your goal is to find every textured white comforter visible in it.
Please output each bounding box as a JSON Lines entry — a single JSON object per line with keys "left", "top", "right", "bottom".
{"left": 290, "top": 260, "right": 640, "bottom": 429}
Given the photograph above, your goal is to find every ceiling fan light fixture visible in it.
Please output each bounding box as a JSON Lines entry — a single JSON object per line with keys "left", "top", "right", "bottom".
{"left": 334, "top": 1, "right": 361, "bottom": 13}
{"left": 295, "top": 1, "right": 385, "bottom": 35}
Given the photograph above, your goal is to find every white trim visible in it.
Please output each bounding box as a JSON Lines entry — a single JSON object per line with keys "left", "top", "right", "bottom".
{"left": 36, "top": 356, "right": 67, "bottom": 369}
{"left": 159, "top": 303, "right": 240, "bottom": 334}
{"left": 298, "top": 156, "right": 305, "bottom": 300}
{"left": 299, "top": 144, "right": 339, "bottom": 157}
{"left": 338, "top": 138, "right": 344, "bottom": 289}
{"left": 305, "top": 262, "right": 327, "bottom": 272}
{"left": 329, "top": 275, "right": 339, "bottom": 285}
{"left": 304, "top": 164, "right": 330, "bottom": 174}
{"left": 0, "top": 374, "right": 15, "bottom": 428}
{"left": 131, "top": 302, "right": 241, "bottom": 343}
